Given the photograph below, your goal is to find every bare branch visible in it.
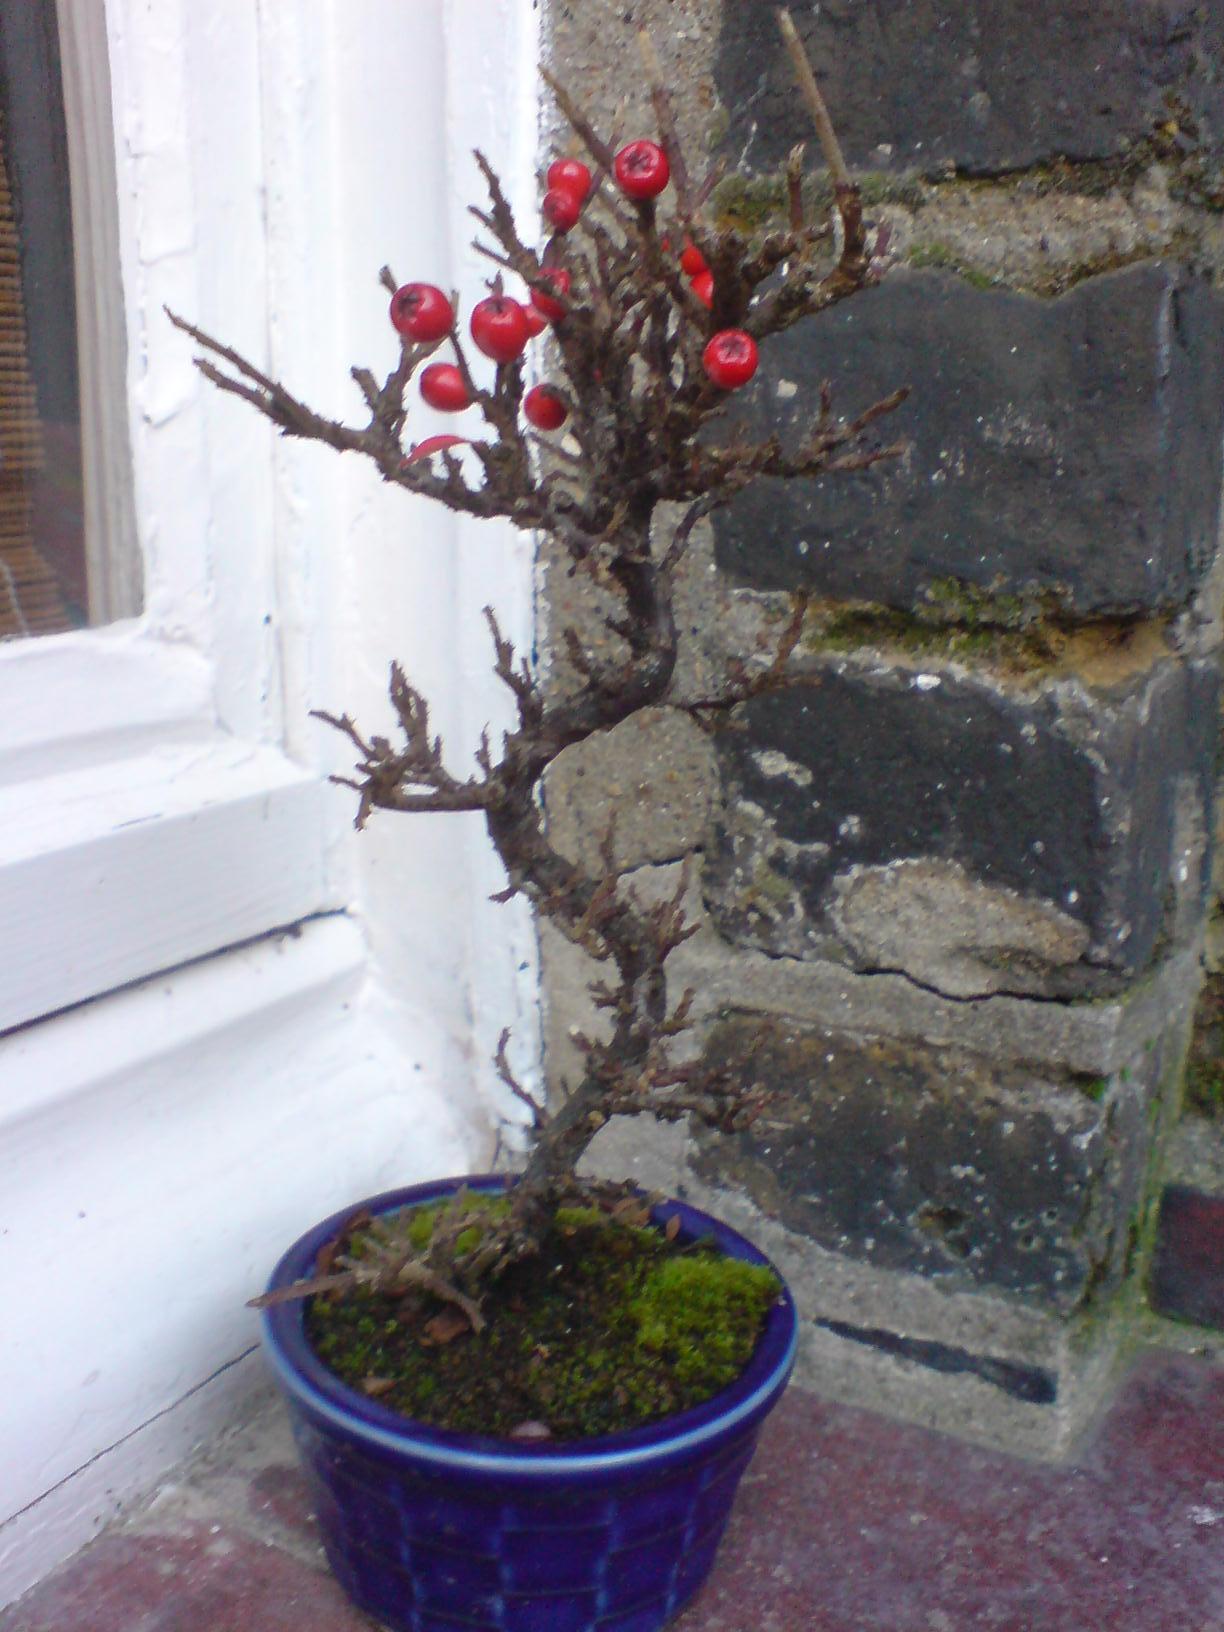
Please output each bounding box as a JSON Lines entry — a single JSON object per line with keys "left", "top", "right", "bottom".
{"left": 496, "top": 1027, "right": 546, "bottom": 1127}
{"left": 785, "top": 142, "right": 807, "bottom": 232}
{"left": 777, "top": 10, "right": 852, "bottom": 191}
{"left": 185, "top": 43, "right": 911, "bottom": 1322}
{"left": 636, "top": 31, "right": 694, "bottom": 219}
{"left": 540, "top": 66, "right": 616, "bottom": 172}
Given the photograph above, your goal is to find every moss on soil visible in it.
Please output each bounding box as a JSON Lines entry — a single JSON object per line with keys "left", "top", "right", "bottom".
{"left": 306, "top": 1199, "right": 781, "bottom": 1441}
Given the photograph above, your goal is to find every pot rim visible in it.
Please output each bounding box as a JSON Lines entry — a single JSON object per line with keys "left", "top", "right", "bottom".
{"left": 262, "top": 1173, "right": 798, "bottom": 1479}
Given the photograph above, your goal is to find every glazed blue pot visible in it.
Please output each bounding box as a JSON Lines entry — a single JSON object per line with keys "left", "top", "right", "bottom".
{"left": 262, "top": 1174, "right": 798, "bottom": 1632}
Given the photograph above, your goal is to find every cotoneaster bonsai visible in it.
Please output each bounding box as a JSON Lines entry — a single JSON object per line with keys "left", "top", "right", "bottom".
{"left": 172, "top": 15, "right": 905, "bottom": 1631}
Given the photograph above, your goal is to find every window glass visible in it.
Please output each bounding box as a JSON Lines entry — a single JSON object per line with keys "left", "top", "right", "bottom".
{"left": 0, "top": 2, "right": 88, "bottom": 638}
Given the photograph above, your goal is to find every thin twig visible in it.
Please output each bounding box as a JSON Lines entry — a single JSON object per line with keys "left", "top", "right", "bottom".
{"left": 777, "top": 10, "right": 852, "bottom": 190}
{"left": 636, "top": 31, "right": 694, "bottom": 219}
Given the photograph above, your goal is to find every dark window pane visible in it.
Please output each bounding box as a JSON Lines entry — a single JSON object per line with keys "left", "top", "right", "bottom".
{"left": 0, "top": 0, "right": 86, "bottom": 639}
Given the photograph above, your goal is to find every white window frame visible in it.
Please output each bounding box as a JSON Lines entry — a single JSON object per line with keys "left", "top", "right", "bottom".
{"left": 0, "top": 0, "right": 540, "bottom": 1050}
{"left": 0, "top": 0, "right": 346, "bottom": 1034}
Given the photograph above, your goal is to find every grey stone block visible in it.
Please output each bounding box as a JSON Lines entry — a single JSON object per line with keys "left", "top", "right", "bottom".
{"left": 714, "top": 266, "right": 1224, "bottom": 618}
{"left": 705, "top": 655, "right": 1218, "bottom": 997}
{"left": 689, "top": 1013, "right": 1172, "bottom": 1313}
{"left": 716, "top": 0, "right": 1224, "bottom": 176}
{"left": 580, "top": 1113, "right": 1125, "bottom": 1459}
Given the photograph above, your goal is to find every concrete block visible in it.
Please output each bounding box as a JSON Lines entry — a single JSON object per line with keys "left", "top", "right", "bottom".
{"left": 541, "top": 707, "right": 716, "bottom": 876}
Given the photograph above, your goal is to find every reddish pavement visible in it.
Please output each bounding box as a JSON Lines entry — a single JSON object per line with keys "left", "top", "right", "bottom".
{"left": 3, "top": 1347, "right": 1222, "bottom": 1632}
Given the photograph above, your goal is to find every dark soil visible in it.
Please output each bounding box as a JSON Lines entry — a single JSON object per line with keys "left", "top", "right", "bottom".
{"left": 305, "top": 1202, "right": 781, "bottom": 1442}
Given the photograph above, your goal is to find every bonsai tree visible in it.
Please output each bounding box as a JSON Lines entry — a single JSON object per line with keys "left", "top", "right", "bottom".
{"left": 171, "top": 13, "right": 904, "bottom": 1336}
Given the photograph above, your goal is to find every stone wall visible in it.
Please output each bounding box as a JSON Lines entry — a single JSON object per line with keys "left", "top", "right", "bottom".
{"left": 542, "top": 0, "right": 1224, "bottom": 1454}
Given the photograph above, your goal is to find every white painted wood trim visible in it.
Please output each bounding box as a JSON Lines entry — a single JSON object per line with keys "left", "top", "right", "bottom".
{"left": 0, "top": 914, "right": 474, "bottom": 1605}
{"left": 0, "top": 630, "right": 211, "bottom": 782}
{"left": 0, "top": 735, "right": 344, "bottom": 1036}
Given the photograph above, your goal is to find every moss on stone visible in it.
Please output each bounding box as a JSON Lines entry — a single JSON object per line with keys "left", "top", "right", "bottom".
{"left": 751, "top": 859, "right": 795, "bottom": 908}
{"left": 919, "top": 576, "right": 1053, "bottom": 629}
{"left": 800, "top": 579, "right": 1170, "bottom": 686}
{"left": 710, "top": 172, "right": 790, "bottom": 232}
{"left": 939, "top": 101, "right": 1224, "bottom": 214}
{"left": 1032, "top": 241, "right": 1187, "bottom": 298}
{"left": 906, "top": 240, "right": 997, "bottom": 290}
{"left": 1185, "top": 1058, "right": 1224, "bottom": 1117}
{"left": 1183, "top": 971, "right": 1224, "bottom": 1119}
{"left": 803, "top": 595, "right": 1064, "bottom": 676}
{"left": 710, "top": 168, "right": 922, "bottom": 233}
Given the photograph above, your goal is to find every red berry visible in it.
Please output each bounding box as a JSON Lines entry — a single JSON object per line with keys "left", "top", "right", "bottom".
{"left": 542, "top": 186, "right": 582, "bottom": 232}
{"left": 419, "top": 363, "right": 472, "bottom": 412}
{"left": 470, "top": 295, "right": 530, "bottom": 363}
{"left": 547, "top": 158, "right": 591, "bottom": 200}
{"left": 680, "top": 240, "right": 707, "bottom": 277}
{"left": 389, "top": 282, "right": 453, "bottom": 342}
{"left": 530, "top": 267, "right": 571, "bottom": 323}
{"left": 522, "top": 303, "right": 549, "bottom": 338}
{"left": 523, "top": 385, "right": 568, "bottom": 431}
{"left": 702, "top": 329, "right": 759, "bottom": 390}
{"left": 690, "top": 269, "right": 714, "bottom": 309}
{"left": 613, "top": 139, "right": 670, "bottom": 200}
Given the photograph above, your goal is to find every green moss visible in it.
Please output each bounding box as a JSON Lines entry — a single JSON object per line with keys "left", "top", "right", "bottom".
{"left": 906, "top": 241, "right": 996, "bottom": 290}
{"left": 932, "top": 95, "right": 1223, "bottom": 214}
{"left": 629, "top": 1256, "right": 781, "bottom": 1390}
{"left": 804, "top": 588, "right": 1066, "bottom": 675}
{"left": 751, "top": 859, "right": 794, "bottom": 908}
{"left": 1034, "top": 243, "right": 1182, "bottom": 299}
{"left": 554, "top": 1204, "right": 607, "bottom": 1230}
{"left": 306, "top": 1207, "right": 781, "bottom": 1441}
{"left": 390, "top": 1191, "right": 511, "bottom": 1255}
{"left": 857, "top": 171, "right": 925, "bottom": 209}
{"left": 711, "top": 173, "right": 790, "bottom": 232}
{"left": 710, "top": 168, "right": 922, "bottom": 233}
{"left": 1185, "top": 1059, "right": 1224, "bottom": 1117}
{"left": 1079, "top": 1076, "right": 1110, "bottom": 1103}
{"left": 1182, "top": 970, "right": 1224, "bottom": 1118}
{"left": 797, "top": 577, "right": 1168, "bottom": 683}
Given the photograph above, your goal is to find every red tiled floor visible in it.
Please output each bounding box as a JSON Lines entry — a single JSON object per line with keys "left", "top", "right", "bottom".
{"left": 675, "top": 1351, "right": 1224, "bottom": 1632}
{"left": 3, "top": 1350, "right": 1222, "bottom": 1632}
{"left": 0, "top": 1526, "right": 377, "bottom": 1632}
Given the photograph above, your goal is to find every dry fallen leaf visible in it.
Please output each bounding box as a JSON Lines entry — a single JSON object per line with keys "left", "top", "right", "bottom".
{"left": 612, "top": 1197, "right": 652, "bottom": 1228}
{"left": 421, "top": 1306, "right": 472, "bottom": 1346}
{"left": 361, "top": 1376, "right": 396, "bottom": 1397}
{"left": 664, "top": 1213, "right": 682, "bottom": 1242}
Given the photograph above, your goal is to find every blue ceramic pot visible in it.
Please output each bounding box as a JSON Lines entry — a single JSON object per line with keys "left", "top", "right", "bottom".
{"left": 262, "top": 1174, "right": 797, "bottom": 1632}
